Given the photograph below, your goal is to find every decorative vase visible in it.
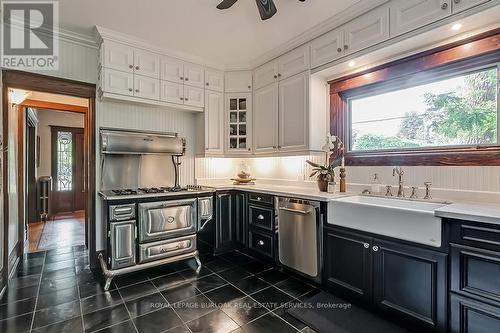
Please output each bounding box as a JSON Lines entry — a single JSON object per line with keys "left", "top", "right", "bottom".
{"left": 317, "top": 174, "right": 332, "bottom": 192}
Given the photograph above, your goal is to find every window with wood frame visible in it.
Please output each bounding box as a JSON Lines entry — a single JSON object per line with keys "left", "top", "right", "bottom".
{"left": 329, "top": 30, "right": 500, "bottom": 166}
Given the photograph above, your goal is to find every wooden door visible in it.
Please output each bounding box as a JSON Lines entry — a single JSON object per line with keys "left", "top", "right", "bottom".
{"left": 102, "top": 40, "right": 134, "bottom": 73}
{"left": 278, "top": 71, "right": 309, "bottom": 152}
{"left": 160, "top": 56, "right": 184, "bottom": 83}
{"left": 323, "top": 228, "right": 373, "bottom": 303}
{"left": 160, "top": 81, "right": 184, "bottom": 104}
{"left": 253, "top": 84, "right": 278, "bottom": 154}
{"left": 253, "top": 60, "right": 278, "bottom": 90}
{"left": 373, "top": 238, "right": 447, "bottom": 332}
{"left": 343, "top": 5, "right": 389, "bottom": 55}
{"left": 183, "top": 86, "right": 205, "bottom": 108}
{"left": 215, "top": 192, "right": 235, "bottom": 253}
{"left": 225, "top": 71, "right": 253, "bottom": 93}
{"left": 183, "top": 63, "right": 205, "bottom": 88}
{"left": 133, "top": 75, "right": 160, "bottom": 100}
{"left": 204, "top": 69, "right": 224, "bottom": 92}
{"left": 103, "top": 68, "right": 134, "bottom": 96}
{"left": 277, "top": 45, "right": 310, "bottom": 81}
{"left": 26, "top": 121, "right": 37, "bottom": 223}
{"left": 51, "top": 127, "right": 84, "bottom": 214}
{"left": 310, "top": 27, "right": 344, "bottom": 68}
{"left": 204, "top": 90, "right": 224, "bottom": 154}
{"left": 133, "top": 49, "right": 160, "bottom": 78}
{"left": 390, "top": 0, "right": 451, "bottom": 37}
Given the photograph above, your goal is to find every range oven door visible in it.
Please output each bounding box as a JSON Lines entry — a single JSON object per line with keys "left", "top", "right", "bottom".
{"left": 109, "top": 220, "right": 136, "bottom": 269}
{"left": 138, "top": 199, "right": 197, "bottom": 243}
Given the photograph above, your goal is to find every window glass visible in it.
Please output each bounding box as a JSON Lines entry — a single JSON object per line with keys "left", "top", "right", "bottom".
{"left": 56, "top": 131, "right": 73, "bottom": 191}
{"left": 349, "top": 67, "right": 498, "bottom": 151}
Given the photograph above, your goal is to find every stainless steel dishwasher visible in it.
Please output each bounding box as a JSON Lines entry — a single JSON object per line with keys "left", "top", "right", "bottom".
{"left": 277, "top": 197, "right": 322, "bottom": 282}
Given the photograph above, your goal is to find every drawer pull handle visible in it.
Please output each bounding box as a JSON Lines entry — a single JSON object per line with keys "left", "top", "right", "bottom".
{"left": 279, "top": 207, "right": 311, "bottom": 215}
{"left": 257, "top": 214, "right": 264, "bottom": 220}
{"left": 258, "top": 240, "right": 265, "bottom": 246}
{"left": 167, "top": 216, "right": 175, "bottom": 223}
{"left": 372, "top": 246, "right": 379, "bottom": 252}
{"left": 257, "top": 197, "right": 262, "bottom": 201}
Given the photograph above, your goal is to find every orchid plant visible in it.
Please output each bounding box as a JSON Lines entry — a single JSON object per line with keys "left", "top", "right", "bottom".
{"left": 306, "top": 134, "right": 344, "bottom": 181}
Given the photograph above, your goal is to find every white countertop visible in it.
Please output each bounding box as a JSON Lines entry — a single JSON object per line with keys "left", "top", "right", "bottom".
{"left": 435, "top": 202, "right": 500, "bottom": 226}
{"left": 201, "top": 180, "right": 500, "bottom": 225}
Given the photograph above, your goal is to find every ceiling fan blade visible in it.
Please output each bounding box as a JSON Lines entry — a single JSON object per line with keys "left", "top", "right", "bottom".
{"left": 255, "top": 0, "right": 277, "bottom": 20}
{"left": 217, "top": 0, "right": 238, "bottom": 10}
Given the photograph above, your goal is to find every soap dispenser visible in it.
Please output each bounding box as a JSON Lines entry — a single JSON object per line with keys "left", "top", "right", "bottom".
{"left": 371, "top": 173, "right": 382, "bottom": 194}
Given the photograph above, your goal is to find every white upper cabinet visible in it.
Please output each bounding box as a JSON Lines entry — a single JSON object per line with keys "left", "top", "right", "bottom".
{"left": 205, "top": 69, "right": 224, "bottom": 92}
{"left": 133, "top": 75, "right": 160, "bottom": 100}
{"left": 344, "top": 5, "right": 389, "bottom": 55}
{"left": 253, "top": 83, "right": 279, "bottom": 154}
{"left": 278, "top": 72, "right": 309, "bottom": 152}
{"left": 184, "top": 63, "right": 205, "bottom": 88}
{"left": 160, "top": 81, "right": 184, "bottom": 104}
{"left": 453, "top": 0, "right": 490, "bottom": 13}
{"left": 204, "top": 90, "right": 224, "bottom": 154}
{"left": 278, "top": 45, "right": 311, "bottom": 81}
{"left": 225, "top": 71, "right": 253, "bottom": 93}
{"left": 102, "top": 41, "right": 134, "bottom": 73}
{"left": 103, "top": 68, "right": 133, "bottom": 96}
{"left": 160, "top": 57, "right": 184, "bottom": 84}
{"left": 311, "top": 28, "right": 344, "bottom": 68}
{"left": 133, "top": 49, "right": 160, "bottom": 78}
{"left": 184, "top": 86, "right": 205, "bottom": 108}
{"left": 254, "top": 60, "right": 279, "bottom": 90}
{"left": 391, "top": 0, "right": 452, "bottom": 37}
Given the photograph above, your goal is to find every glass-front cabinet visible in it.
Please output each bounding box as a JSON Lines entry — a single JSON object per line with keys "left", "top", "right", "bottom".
{"left": 226, "top": 93, "right": 252, "bottom": 154}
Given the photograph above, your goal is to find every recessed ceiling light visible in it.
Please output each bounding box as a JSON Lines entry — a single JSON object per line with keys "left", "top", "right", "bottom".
{"left": 348, "top": 61, "right": 356, "bottom": 67}
{"left": 451, "top": 23, "right": 462, "bottom": 31}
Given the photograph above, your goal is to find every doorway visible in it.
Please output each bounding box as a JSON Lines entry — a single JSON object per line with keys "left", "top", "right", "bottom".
{"left": 1, "top": 70, "right": 96, "bottom": 291}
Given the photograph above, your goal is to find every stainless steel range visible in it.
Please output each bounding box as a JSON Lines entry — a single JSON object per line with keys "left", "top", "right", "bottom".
{"left": 97, "top": 129, "right": 214, "bottom": 290}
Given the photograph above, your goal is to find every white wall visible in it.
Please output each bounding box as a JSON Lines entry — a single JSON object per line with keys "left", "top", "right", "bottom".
{"left": 36, "top": 109, "right": 85, "bottom": 177}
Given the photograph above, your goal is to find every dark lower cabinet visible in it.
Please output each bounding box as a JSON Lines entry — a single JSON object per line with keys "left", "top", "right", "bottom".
{"left": 324, "top": 226, "right": 447, "bottom": 332}
{"left": 451, "top": 294, "right": 500, "bottom": 333}
{"left": 324, "top": 228, "right": 372, "bottom": 303}
{"left": 373, "top": 239, "right": 447, "bottom": 332}
{"left": 215, "top": 191, "right": 247, "bottom": 253}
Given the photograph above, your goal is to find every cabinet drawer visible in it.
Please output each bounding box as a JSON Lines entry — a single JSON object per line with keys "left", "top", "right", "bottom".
{"left": 451, "top": 293, "right": 500, "bottom": 333}
{"left": 248, "top": 193, "right": 274, "bottom": 206}
{"left": 249, "top": 230, "right": 274, "bottom": 259}
{"left": 249, "top": 205, "right": 274, "bottom": 231}
{"left": 450, "top": 221, "right": 500, "bottom": 252}
{"left": 451, "top": 244, "right": 500, "bottom": 304}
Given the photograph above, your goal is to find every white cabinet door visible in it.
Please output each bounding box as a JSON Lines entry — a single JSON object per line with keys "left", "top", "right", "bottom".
{"left": 134, "top": 49, "right": 160, "bottom": 78}
{"left": 160, "top": 57, "right": 184, "bottom": 84}
{"left": 278, "top": 72, "right": 309, "bottom": 152}
{"left": 133, "top": 75, "right": 160, "bottom": 100}
{"left": 453, "top": 0, "right": 489, "bottom": 13}
{"left": 204, "top": 90, "right": 224, "bottom": 154}
{"left": 184, "top": 63, "right": 205, "bottom": 88}
{"left": 184, "top": 86, "right": 205, "bottom": 108}
{"left": 310, "top": 28, "right": 344, "bottom": 68}
{"left": 278, "top": 45, "right": 311, "bottom": 81}
{"left": 225, "top": 71, "right": 253, "bottom": 93}
{"left": 253, "top": 84, "right": 278, "bottom": 154}
{"left": 160, "top": 81, "right": 184, "bottom": 104}
{"left": 103, "top": 68, "right": 133, "bottom": 96}
{"left": 253, "top": 60, "right": 279, "bottom": 90}
{"left": 102, "top": 41, "right": 134, "bottom": 73}
{"left": 390, "top": 0, "right": 451, "bottom": 37}
{"left": 205, "top": 69, "right": 224, "bottom": 92}
{"left": 344, "top": 5, "right": 389, "bottom": 55}
{"left": 226, "top": 93, "right": 252, "bottom": 154}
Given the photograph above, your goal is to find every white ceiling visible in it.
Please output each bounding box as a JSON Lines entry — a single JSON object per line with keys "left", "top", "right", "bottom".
{"left": 59, "top": 0, "right": 364, "bottom": 68}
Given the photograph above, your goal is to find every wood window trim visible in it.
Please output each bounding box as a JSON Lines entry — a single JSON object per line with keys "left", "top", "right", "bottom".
{"left": 329, "top": 30, "right": 500, "bottom": 166}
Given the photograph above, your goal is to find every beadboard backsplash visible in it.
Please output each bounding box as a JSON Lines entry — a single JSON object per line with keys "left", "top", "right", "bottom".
{"left": 196, "top": 157, "right": 500, "bottom": 200}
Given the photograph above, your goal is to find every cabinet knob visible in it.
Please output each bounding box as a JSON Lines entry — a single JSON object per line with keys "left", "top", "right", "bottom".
{"left": 206, "top": 82, "right": 209, "bottom": 86}
{"left": 363, "top": 243, "right": 369, "bottom": 249}
{"left": 372, "top": 246, "right": 379, "bottom": 252}
{"left": 441, "top": 2, "right": 448, "bottom": 9}
{"left": 135, "top": 89, "right": 139, "bottom": 93}
{"left": 129, "top": 65, "right": 133, "bottom": 69}
{"left": 128, "top": 88, "right": 133, "bottom": 92}
{"left": 135, "top": 66, "right": 139, "bottom": 70}
{"left": 337, "top": 47, "right": 342, "bottom": 53}
{"left": 180, "top": 97, "right": 184, "bottom": 101}
{"left": 185, "top": 77, "right": 189, "bottom": 81}
{"left": 258, "top": 240, "right": 265, "bottom": 246}
{"left": 257, "top": 214, "right": 264, "bottom": 220}
{"left": 274, "top": 75, "right": 278, "bottom": 79}
{"left": 273, "top": 146, "right": 277, "bottom": 149}
{"left": 248, "top": 85, "right": 251, "bottom": 89}
{"left": 180, "top": 77, "right": 184, "bottom": 80}
{"left": 256, "top": 197, "right": 262, "bottom": 201}
{"left": 277, "top": 73, "right": 282, "bottom": 77}
{"left": 185, "top": 98, "right": 189, "bottom": 101}
{"left": 453, "top": 0, "right": 460, "bottom": 3}
{"left": 344, "top": 45, "right": 349, "bottom": 50}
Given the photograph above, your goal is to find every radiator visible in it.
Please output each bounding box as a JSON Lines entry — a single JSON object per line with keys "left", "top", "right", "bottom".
{"left": 37, "top": 176, "right": 52, "bottom": 221}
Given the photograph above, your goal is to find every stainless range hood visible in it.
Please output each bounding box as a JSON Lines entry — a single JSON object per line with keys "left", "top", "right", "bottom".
{"left": 101, "top": 128, "right": 185, "bottom": 155}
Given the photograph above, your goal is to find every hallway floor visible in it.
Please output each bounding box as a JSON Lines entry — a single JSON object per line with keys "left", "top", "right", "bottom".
{"left": 27, "top": 211, "right": 85, "bottom": 253}
{"left": 0, "top": 248, "right": 321, "bottom": 333}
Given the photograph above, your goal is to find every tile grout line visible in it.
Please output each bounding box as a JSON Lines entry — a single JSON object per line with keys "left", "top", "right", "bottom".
{"left": 115, "top": 284, "right": 140, "bottom": 333}
{"left": 28, "top": 251, "right": 46, "bottom": 332}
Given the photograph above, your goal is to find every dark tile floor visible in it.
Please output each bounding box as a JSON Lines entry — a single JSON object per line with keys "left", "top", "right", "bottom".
{"left": 0, "top": 245, "right": 321, "bottom": 333}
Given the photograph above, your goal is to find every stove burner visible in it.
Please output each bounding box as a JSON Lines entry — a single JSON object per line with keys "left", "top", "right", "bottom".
{"left": 111, "top": 189, "right": 138, "bottom": 196}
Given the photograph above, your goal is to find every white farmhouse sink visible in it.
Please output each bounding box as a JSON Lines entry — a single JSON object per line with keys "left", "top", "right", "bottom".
{"left": 328, "top": 195, "right": 449, "bottom": 247}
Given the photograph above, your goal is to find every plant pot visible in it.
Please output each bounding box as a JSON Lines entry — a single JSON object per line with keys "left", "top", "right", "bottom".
{"left": 317, "top": 177, "right": 329, "bottom": 192}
